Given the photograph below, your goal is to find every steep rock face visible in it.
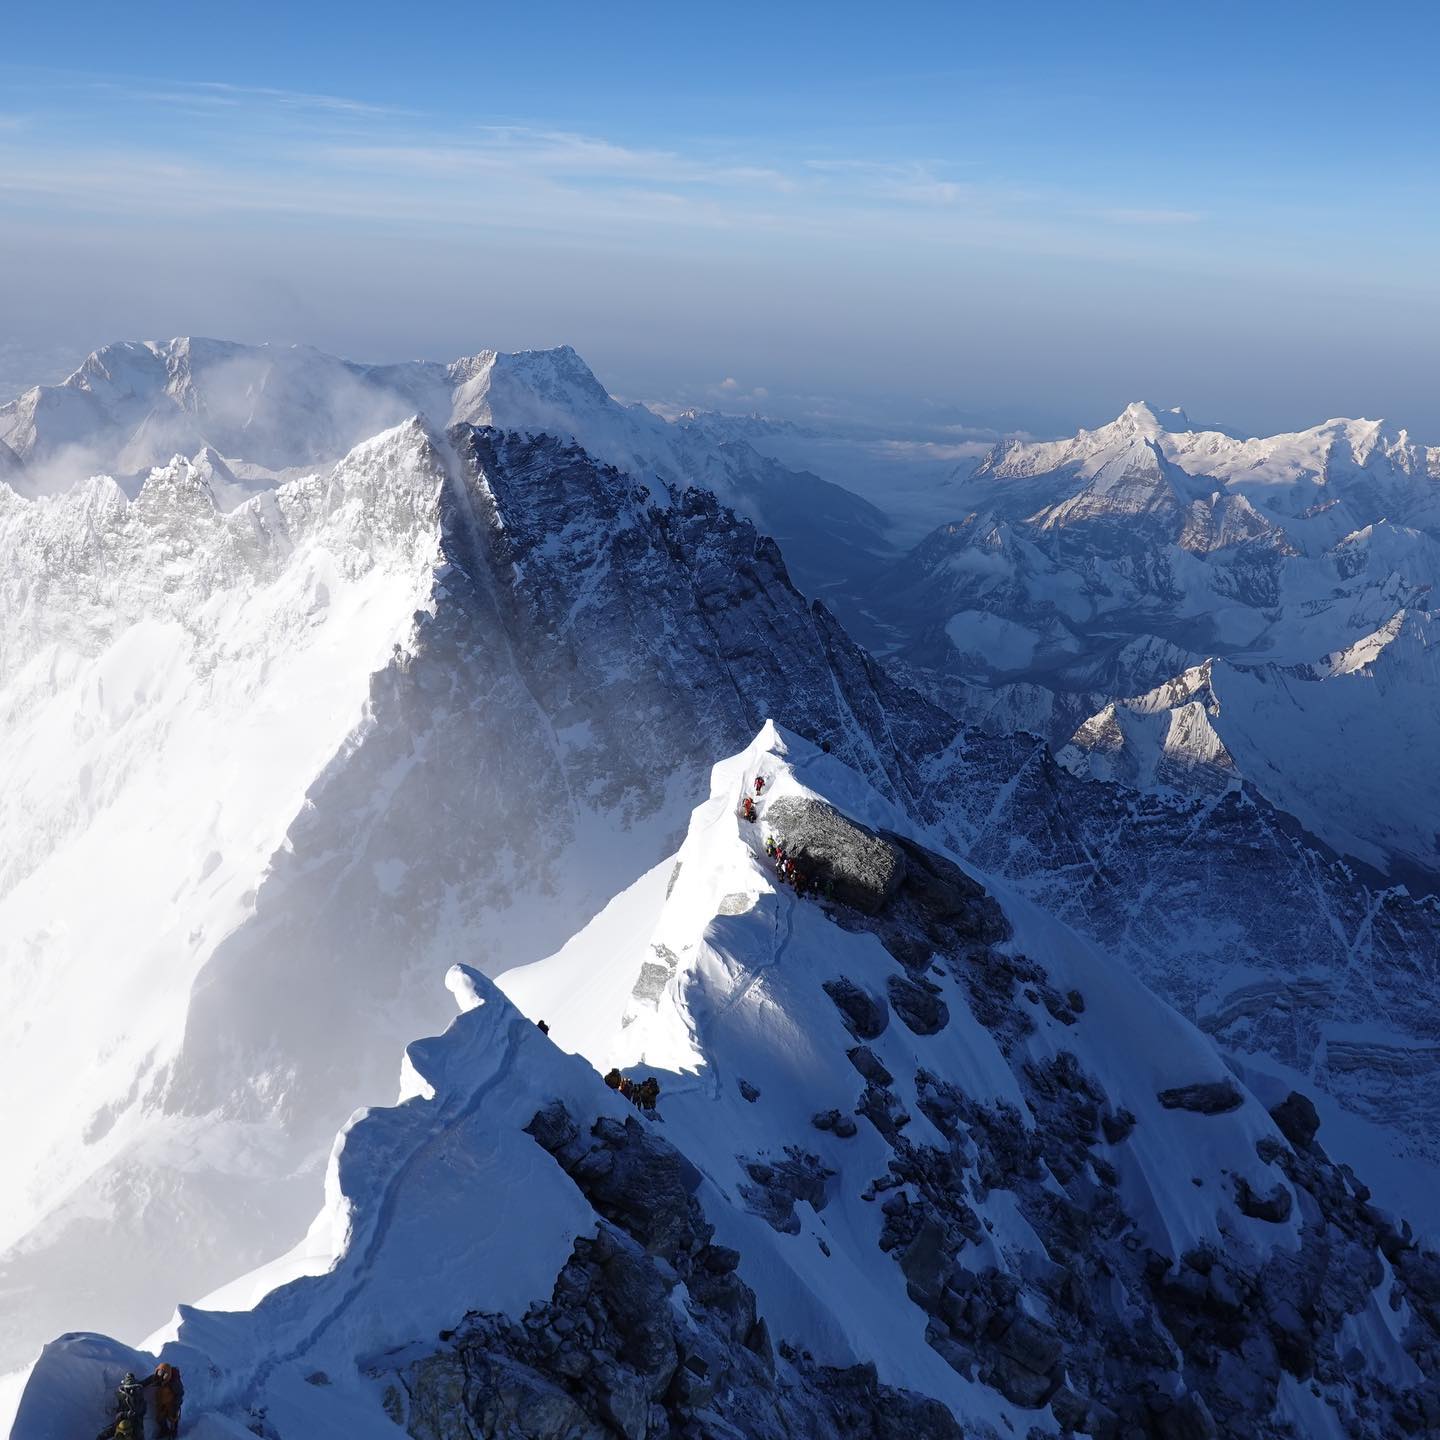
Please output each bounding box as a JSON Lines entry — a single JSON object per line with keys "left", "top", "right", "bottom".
{"left": 926, "top": 732, "right": 1440, "bottom": 1178}
{"left": 764, "top": 796, "right": 908, "bottom": 914}
{"left": 0, "top": 337, "right": 890, "bottom": 601}
{"left": 399, "top": 1107, "right": 963, "bottom": 1440}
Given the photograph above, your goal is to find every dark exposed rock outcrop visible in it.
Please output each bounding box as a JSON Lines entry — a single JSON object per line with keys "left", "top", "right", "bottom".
{"left": 804, "top": 829, "right": 1440, "bottom": 1439}
{"left": 1269, "top": 1090, "right": 1321, "bottom": 1150}
{"left": 1158, "top": 1080, "right": 1244, "bottom": 1115}
{"left": 395, "top": 1105, "right": 962, "bottom": 1440}
{"left": 382, "top": 813, "right": 1440, "bottom": 1440}
{"left": 823, "top": 978, "right": 889, "bottom": 1040}
{"left": 766, "top": 796, "right": 907, "bottom": 914}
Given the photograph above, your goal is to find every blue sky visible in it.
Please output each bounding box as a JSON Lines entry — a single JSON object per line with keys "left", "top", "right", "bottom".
{"left": 2, "top": 0, "right": 1438, "bottom": 435}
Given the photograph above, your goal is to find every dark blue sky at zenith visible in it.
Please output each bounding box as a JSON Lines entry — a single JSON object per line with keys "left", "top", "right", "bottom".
{"left": 1, "top": 0, "right": 1437, "bottom": 436}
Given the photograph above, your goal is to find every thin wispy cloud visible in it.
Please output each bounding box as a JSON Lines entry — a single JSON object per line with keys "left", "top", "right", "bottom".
{"left": 318, "top": 127, "right": 795, "bottom": 190}
{"left": 180, "top": 79, "right": 410, "bottom": 116}
{"left": 0, "top": 66, "right": 1214, "bottom": 262}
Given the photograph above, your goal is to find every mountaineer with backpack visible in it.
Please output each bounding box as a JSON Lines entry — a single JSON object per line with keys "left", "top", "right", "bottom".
{"left": 94, "top": 1373, "right": 146, "bottom": 1440}
{"left": 143, "top": 1363, "right": 184, "bottom": 1438}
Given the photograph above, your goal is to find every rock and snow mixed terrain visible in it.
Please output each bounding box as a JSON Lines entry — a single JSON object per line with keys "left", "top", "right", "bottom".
{"left": 0, "top": 339, "right": 886, "bottom": 604}
{"left": 3, "top": 339, "right": 1440, "bottom": 1438}
{"left": 0, "top": 406, "right": 931, "bottom": 1376}
{"left": 1056, "top": 612, "right": 1439, "bottom": 882}
{"left": 14, "top": 728, "right": 1440, "bottom": 1440}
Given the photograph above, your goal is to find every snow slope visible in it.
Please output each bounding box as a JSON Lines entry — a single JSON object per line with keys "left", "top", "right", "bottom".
{"left": 3, "top": 377, "right": 1439, "bottom": 1398}
{"left": 0, "top": 422, "right": 450, "bottom": 1363}
{"left": 13, "top": 726, "right": 1439, "bottom": 1440}
{"left": 1058, "top": 612, "right": 1440, "bottom": 877}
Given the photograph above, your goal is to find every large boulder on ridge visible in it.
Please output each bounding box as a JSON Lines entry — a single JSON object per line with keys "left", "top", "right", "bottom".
{"left": 766, "top": 796, "right": 907, "bottom": 914}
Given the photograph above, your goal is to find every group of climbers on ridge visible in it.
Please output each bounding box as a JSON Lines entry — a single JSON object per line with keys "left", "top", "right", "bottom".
{"left": 764, "top": 833, "right": 834, "bottom": 902}
{"left": 604, "top": 1068, "right": 660, "bottom": 1112}
{"left": 533, "top": 1020, "right": 661, "bottom": 1114}
{"left": 88, "top": 755, "right": 841, "bottom": 1439}
{"left": 96, "top": 1364, "right": 183, "bottom": 1439}
{"left": 740, "top": 773, "right": 769, "bottom": 824}
{"left": 740, "top": 770, "right": 834, "bottom": 902}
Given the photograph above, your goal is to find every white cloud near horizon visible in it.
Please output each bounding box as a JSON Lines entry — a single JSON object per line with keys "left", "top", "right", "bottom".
{"left": 4, "top": 66, "right": 1436, "bottom": 443}
{"left": 0, "top": 70, "right": 1222, "bottom": 265}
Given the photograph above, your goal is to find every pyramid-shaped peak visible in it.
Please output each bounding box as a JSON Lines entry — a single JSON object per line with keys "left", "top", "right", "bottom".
{"left": 492, "top": 344, "right": 612, "bottom": 403}
{"left": 1111, "top": 400, "right": 1194, "bottom": 436}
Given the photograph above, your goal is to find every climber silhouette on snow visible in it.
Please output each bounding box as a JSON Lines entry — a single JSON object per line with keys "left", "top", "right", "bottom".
{"left": 145, "top": 1363, "right": 184, "bottom": 1438}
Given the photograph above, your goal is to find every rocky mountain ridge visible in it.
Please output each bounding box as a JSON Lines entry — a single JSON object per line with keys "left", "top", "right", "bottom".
{"left": 13, "top": 729, "right": 1439, "bottom": 1440}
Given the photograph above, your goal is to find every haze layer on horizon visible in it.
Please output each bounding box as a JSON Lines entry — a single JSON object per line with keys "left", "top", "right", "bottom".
{"left": 2, "top": 0, "right": 1438, "bottom": 439}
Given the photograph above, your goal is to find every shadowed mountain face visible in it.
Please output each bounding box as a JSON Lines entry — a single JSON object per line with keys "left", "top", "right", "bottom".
{"left": 0, "top": 338, "right": 891, "bottom": 603}
{"left": 0, "top": 418, "right": 950, "bottom": 1370}
{"left": 14, "top": 341, "right": 1433, "bottom": 888}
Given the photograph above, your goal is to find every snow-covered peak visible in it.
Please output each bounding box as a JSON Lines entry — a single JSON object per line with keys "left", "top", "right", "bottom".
{"left": 1058, "top": 612, "right": 1440, "bottom": 876}
{"left": 1322, "top": 607, "right": 1433, "bottom": 677}
{"left": 448, "top": 344, "right": 634, "bottom": 452}
{"left": 0, "top": 339, "right": 891, "bottom": 602}
{"left": 966, "top": 401, "right": 1440, "bottom": 532}
{"left": 1110, "top": 400, "right": 1195, "bottom": 437}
